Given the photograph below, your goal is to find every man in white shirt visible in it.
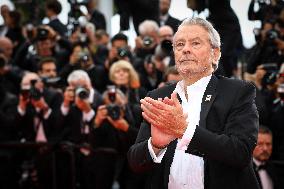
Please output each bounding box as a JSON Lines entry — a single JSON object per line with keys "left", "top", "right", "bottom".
{"left": 128, "top": 17, "right": 260, "bottom": 189}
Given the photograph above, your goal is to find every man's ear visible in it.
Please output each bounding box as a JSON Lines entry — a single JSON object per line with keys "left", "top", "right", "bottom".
{"left": 212, "top": 47, "right": 221, "bottom": 63}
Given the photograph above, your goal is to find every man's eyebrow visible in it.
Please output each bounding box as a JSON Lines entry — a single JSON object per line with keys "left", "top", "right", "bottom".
{"left": 189, "top": 37, "right": 202, "bottom": 41}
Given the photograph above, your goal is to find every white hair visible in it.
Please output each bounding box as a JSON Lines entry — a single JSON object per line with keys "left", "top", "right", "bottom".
{"left": 67, "top": 70, "right": 91, "bottom": 85}
{"left": 176, "top": 17, "right": 221, "bottom": 48}
{"left": 174, "top": 17, "right": 221, "bottom": 71}
{"left": 138, "top": 20, "right": 159, "bottom": 35}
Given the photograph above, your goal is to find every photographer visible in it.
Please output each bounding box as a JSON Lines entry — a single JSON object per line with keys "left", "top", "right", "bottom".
{"left": 139, "top": 54, "right": 164, "bottom": 92}
{"left": 134, "top": 20, "right": 160, "bottom": 60}
{"left": 37, "top": 57, "right": 64, "bottom": 94}
{"left": 59, "top": 42, "right": 108, "bottom": 93}
{"left": 57, "top": 70, "right": 103, "bottom": 189}
{"left": 13, "top": 25, "right": 71, "bottom": 72}
{"left": 14, "top": 72, "right": 63, "bottom": 189}
{"left": 93, "top": 86, "right": 142, "bottom": 189}
{"left": 248, "top": 0, "right": 284, "bottom": 23}
{"left": 245, "top": 64, "right": 277, "bottom": 125}
{"left": 152, "top": 25, "right": 175, "bottom": 71}
{"left": 104, "top": 33, "right": 132, "bottom": 70}
{"left": 15, "top": 72, "right": 62, "bottom": 142}
{"left": 0, "top": 44, "right": 24, "bottom": 95}
{"left": 246, "top": 19, "right": 284, "bottom": 74}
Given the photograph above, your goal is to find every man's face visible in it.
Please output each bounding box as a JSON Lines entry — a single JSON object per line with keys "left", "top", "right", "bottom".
{"left": 159, "top": 26, "right": 174, "bottom": 41}
{"left": 39, "top": 62, "right": 57, "bottom": 78}
{"left": 36, "top": 39, "right": 53, "bottom": 57}
{"left": 160, "top": 0, "right": 170, "bottom": 15}
{"left": 253, "top": 133, "right": 273, "bottom": 162}
{"left": 0, "top": 39, "right": 13, "bottom": 60}
{"left": 173, "top": 25, "right": 220, "bottom": 78}
{"left": 110, "top": 40, "right": 128, "bottom": 59}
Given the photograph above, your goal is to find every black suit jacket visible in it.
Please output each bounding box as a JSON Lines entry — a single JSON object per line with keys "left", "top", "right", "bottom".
{"left": 253, "top": 161, "right": 281, "bottom": 189}
{"left": 164, "top": 15, "right": 181, "bottom": 33}
{"left": 48, "top": 18, "right": 67, "bottom": 37}
{"left": 128, "top": 75, "right": 260, "bottom": 189}
{"left": 14, "top": 88, "right": 63, "bottom": 142}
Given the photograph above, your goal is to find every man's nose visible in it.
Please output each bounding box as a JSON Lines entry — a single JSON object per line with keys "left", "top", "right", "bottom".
{"left": 182, "top": 43, "right": 192, "bottom": 54}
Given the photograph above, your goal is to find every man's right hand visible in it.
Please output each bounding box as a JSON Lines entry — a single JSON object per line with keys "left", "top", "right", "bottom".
{"left": 18, "top": 94, "right": 30, "bottom": 111}
{"left": 63, "top": 86, "right": 75, "bottom": 107}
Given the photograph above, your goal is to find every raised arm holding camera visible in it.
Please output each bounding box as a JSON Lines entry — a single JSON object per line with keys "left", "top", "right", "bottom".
{"left": 15, "top": 72, "right": 62, "bottom": 142}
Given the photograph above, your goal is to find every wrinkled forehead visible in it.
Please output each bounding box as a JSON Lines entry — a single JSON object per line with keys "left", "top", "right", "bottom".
{"left": 173, "top": 25, "right": 210, "bottom": 42}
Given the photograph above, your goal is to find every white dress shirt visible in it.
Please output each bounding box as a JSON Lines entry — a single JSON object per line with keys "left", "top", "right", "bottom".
{"left": 253, "top": 158, "right": 273, "bottom": 189}
{"left": 18, "top": 106, "right": 52, "bottom": 142}
{"left": 148, "top": 75, "right": 212, "bottom": 189}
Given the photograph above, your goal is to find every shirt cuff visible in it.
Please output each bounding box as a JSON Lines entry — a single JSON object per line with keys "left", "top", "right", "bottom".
{"left": 17, "top": 106, "right": 26, "bottom": 116}
{"left": 43, "top": 109, "right": 52, "bottom": 119}
{"left": 61, "top": 104, "right": 69, "bottom": 116}
{"left": 83, "top": 109, "right": 95, "bottom": 122}
{"left": 176, "top": 123, "right": 197, "bottom": 151}
{"left": 148, "top": 137, "right": 167, "bottom": 163}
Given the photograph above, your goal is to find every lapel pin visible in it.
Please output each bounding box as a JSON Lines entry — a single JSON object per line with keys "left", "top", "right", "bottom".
{"left": 205, "top": 95, "right": 212, "bottom": 102}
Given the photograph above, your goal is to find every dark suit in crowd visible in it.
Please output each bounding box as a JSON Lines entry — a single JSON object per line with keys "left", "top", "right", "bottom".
{"left": 48, "top": 18, "right": 68, "bottom": 37}
{"left": 253, "top": 161, "right": 282, "bottom": 189}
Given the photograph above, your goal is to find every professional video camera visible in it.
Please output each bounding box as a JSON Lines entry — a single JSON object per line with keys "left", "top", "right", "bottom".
{"left": 20, "top": 79, "right": 43, "bottom": 101}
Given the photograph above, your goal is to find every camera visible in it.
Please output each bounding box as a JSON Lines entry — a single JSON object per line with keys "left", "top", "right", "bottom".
{"left": 143, "top": 36, "right": 153, "bottom": 47}
{"left": 20, "top": 79, "right": 42, "bottom": 101}
{"left": 117, "top": 47, "right": 131, "bottom": 58}
{"left": 154, "top": 39, "right": 173, "bottom": 60}
{"left": 265, "top": 29, "right": 279, "bottom": 42}
{"left": 75, "top": 86, "right": 89, "bottom": 99}
{"left": 261, "top": 63, "right": 278, "bottom": 87}
{"left": 78, "top": 51, "right": 89, "bottom": 64}
{"left": 106, "top": 104, "right": 121, "bottom": 120}
{"left": 36, "top": 27, "right": 49, "bottom": 41}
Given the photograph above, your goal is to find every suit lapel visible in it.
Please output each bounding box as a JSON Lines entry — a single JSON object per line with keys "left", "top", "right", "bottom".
{"left": 199, "top": 75, "right": 218, "bottom": 128}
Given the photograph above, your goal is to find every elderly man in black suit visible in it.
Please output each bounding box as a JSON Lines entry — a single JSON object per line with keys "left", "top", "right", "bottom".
{"left": 128, "top": 17, "right": 260, "bottom": 189}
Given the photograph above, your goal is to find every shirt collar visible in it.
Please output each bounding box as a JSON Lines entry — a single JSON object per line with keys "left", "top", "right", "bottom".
{"left": 175, "top": 75, "right": 212, "bottom": 101}
{"left": 88, "top": 88, "right": 95, "bottom": 104}
{"left": 160, "top": 14, "right": 169, "bottom": 22}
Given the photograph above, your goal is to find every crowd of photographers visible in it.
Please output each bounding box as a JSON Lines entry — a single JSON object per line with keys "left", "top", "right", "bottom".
{"left": 0, "top": 0, "right": 284, "bottom": 189}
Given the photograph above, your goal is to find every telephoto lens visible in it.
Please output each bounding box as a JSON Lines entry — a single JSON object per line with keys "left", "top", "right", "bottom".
{"left": 75, "top": 86, "right": 90, "bottom": 99}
